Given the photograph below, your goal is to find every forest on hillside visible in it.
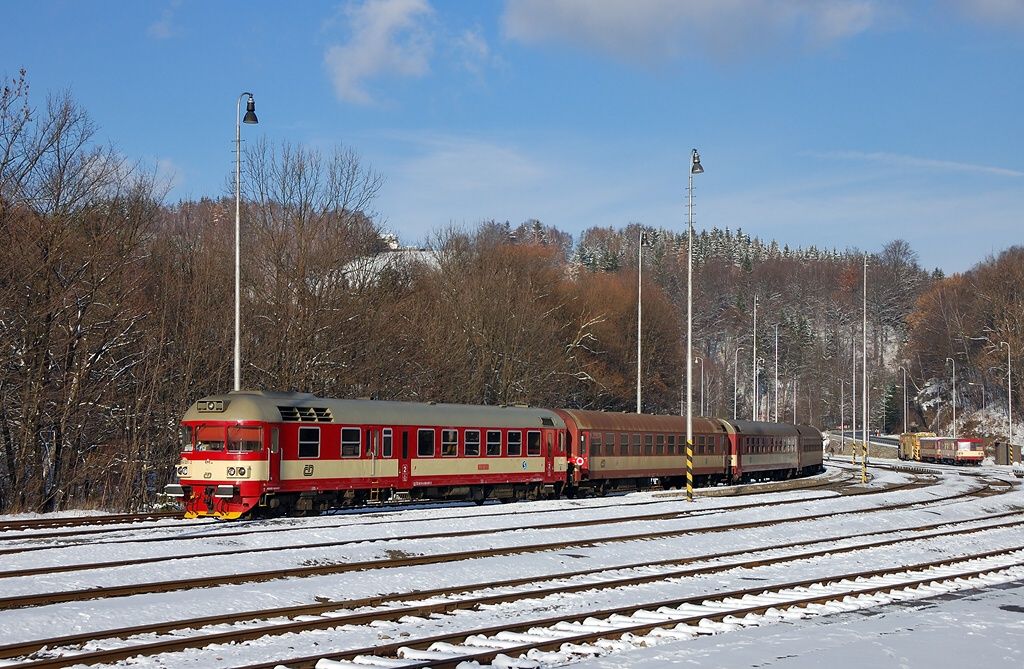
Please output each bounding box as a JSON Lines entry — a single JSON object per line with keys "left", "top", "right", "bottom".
{"left": 2, "top": 75, "right": 1021, "bottom": 513}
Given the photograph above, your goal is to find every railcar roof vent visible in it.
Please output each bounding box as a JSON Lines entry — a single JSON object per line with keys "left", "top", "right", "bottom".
{"left": 277, "top": 406, "right": 334, "bottom": 423}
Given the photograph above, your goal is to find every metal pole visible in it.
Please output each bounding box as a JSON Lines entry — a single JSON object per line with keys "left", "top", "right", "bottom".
{"left": 946, "top": 356, "right": 957, "bottom": 438}
{"left": 636, "top": 230, "right": 643, "bottom": 414}
{"left": 686, "top": 148, "right": 701, "bottom": 503}
{"left": 752, "top": 296, "right": 758, "bottom": 421}
{"left": 793, "top": 379, "right": 797, "bottom": 423}
{"left": 695, "top": 357, "right": 704, "bottom": 416}
{"left": 901, "top": 364, "right": 909, "bottom": 432}
{"left": 1002, "top": 341, "right": 1013, "bottom": 463}
{"left": 774, "top": 323, "right": 779, "bottom": 422}
{"left": 861, "top": 254, "right": 867, "bottom": 483}
{"left": 234, "top": 91, "right": 257, "bottom": 392}
{"left": 733, "top": 346, "right": 743, "bottom": 420}
{"left": 841, "top": 379, "right": 845, "bottom": 455}
{"left": 852, "top": 329, "right": 857, "bottom": 464}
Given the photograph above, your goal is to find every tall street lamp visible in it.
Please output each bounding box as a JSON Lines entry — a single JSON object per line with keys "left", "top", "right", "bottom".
{"left": 861, "top": 254, "right": 868, "bottom": 483}
{"left": 234, "top": 92, "right": 258, "bottom": 392}
{"left": 695, "top": 357, "right": 705, "bottom": 416}
{"left": 773, "top": 323, "right": 780, "bottom": 422}
{"left": 733, "top": 346, "right": 743, "bottom": 420}
{"left": 946, "top": 356, "right": 957, "bottom": 438}
{"left": 636, "top": 229, "right": 648, "bottom": 414}
{"left": 752, "top": 295, "right": 758, "bottom": 421}
{"left": 1001, "top": 341, "right": 1013, "bottom": 462}
{"left": 840, "top": 379, "right": 845, "bottom": 455}
{"left": 685, "top": 148, "right": 703, "bottom": 503}
{"left": 898, "top": 365, "right": 908, "bottom": 434}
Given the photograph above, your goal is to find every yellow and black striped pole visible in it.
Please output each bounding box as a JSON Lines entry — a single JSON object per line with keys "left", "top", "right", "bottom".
{"left": 686, "top": 438, "right": 694, "bottom": 502}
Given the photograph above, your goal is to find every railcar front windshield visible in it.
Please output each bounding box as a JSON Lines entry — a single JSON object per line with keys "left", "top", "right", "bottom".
{"left": 180, "top": 426, "right": 193, "bottom": 452}
{"left": 195, "top": 425, "right": 225, "bottom": 451}
{"left": 228, "top": 425, "right": 263, "bottom": 453}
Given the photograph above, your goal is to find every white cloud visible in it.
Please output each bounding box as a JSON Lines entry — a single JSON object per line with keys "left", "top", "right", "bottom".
{"left": 454, "top": 28, "right": 491, "bottom": 75}
{"left": 147, "top": 1, "right": 181, "bottom": 40}
{"left": 501, "top": 0, "right": 881, "bottom": 63}
{"left": 811, "top": 150, "right": 1024, "bottom": 177}
{"left": 950, "top": 0, "right": 1024, "bottom": 28}
{"left": 324, "top": 0, "right": 435, "bottom": 105}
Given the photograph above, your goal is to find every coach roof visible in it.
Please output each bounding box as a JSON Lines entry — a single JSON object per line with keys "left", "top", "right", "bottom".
{"left": 183, "top": 391, "right": 567, "bottom": 429}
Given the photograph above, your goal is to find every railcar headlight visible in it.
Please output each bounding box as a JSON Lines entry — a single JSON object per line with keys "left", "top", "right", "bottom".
{"left": 227, "top": 467, "right": 236, "bottom": 476}
{"left": 236, "top": 466, "right": 246, "bottom": 476}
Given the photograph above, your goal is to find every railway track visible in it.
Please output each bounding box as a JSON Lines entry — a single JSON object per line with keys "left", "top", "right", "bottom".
{"left": 0, "top": 469, "right": 908, "bottom": 573}
{"left": 0, "top": 468, "right": 851, "bottom": 546}
{"left": 0, "top": 474, "right": 984, "bottom": 609}
{"left": 0, "top": 510, "right": 183, "bottom": 534}
{"left": 4, "top": 514, "right": 1022, "bottom": 668}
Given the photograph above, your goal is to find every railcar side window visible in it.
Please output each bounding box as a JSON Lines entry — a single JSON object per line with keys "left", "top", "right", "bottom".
{"left": 196, "top": 425, "right": 225, "bottom": 451}
{"left": 487, "top": 430, "right": 501, "bottom": 456}
{"left": 667, "top": 434, "right": 675, "bottom": 455}
{"left": 382, "top": 428, "right": 393, "bottom": 457}
{"left": 507, "top": 431, "right": 522, "bottom": 456}
{"left": 655, "top": 434, "right": 665, "bottom": 455}
{"left": 465, "top": 430, "right": 481, "bottom": 456}
{"left": 298, "top": 427, "right": 320, "bottom": 458}
{"left": 590, "top": 432, "right": 602, "bottom": 457}
{"left": 527, "top": 431, "right": 541, "bottom": 456}
{"left": 631, "top": 433, "right": 641, "bottom": 456}
{"left": 442, "top": 429, "right": 458, "bottom": 457}
{"left": 228, "top": 426, "right": 262, "bottom": 453}
{"left": 180, "top": 426, "right": 193, "bottom": 452}
{"left": 418, "top": 429, "right": 435, "bottom": 457}
{"left": 643, "top": 434, "right": 653, "bottom": 455}
{"left": 341, "top": 428, "right": 361, "bottom": 458}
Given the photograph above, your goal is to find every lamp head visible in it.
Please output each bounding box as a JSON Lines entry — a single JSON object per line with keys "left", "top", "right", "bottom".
{"left": 691, "top": 149, "right": 704, "bottom": 174}
{"left": 243, "top": 96, "right": 259, "bottom": 124}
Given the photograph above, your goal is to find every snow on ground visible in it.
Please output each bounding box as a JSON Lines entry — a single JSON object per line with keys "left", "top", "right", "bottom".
{"left": 0, "top": 459, "right": 1021, "bottom": 668}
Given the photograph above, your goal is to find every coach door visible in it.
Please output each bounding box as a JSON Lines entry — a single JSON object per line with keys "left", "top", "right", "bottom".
{"left": 267, "top": 427, "right": 281, "bottom": 489}
{"left": 399, "top": 429, "right": 411, "bottom": 485}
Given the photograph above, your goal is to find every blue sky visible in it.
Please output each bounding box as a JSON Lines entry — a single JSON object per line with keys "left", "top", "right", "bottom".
{"left": 4, "top": 1, "right": 1022, "bottom": 272}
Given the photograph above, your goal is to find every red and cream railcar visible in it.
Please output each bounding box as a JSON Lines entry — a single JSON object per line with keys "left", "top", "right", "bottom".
{"left": 725, "top": 420, "right": 803, "bottom": 481}
{"left": 917, "top": 436, "right": 985, "bottom": 465}
{"left": 165, "top": 391, "right": 568, "bottom": 518}
{"left": 552, "top": 410, "right": 731, "bottom": 493}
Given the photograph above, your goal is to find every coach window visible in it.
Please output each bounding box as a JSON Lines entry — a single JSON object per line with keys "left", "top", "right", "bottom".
{"left": 631, "top": 433, "right": 641, "bottom": 456}
{"left": 590, "top": 432, "right": 602, "bottom": 457}
{"left": 487, "top": 430, "right": 501, "bottom": 456}
{"left": 655, "top": 434, "right": 665, "bottom": 455}
{"left": 667, "top": 434, "right": 675, "bottom": 456}
{"left": 417, "top": 429, "right": 435, "bottom": 457}
{"left": 442, "top": 429, "right": 458, "bottom": 457}
{"left": 382, "top": 428, "right": 393, "bottom": 458}
{"left": 228, "top": 426, "right": 262, "bottom": 453}
{"left": 643, "top": 434, "right": 653, "bottom": 455}
{"left": 298, "top": 427, "right": 320, "bottom": 458}
{"left": 527, "top": 431, "right": 541, "bottom": 456}
{"left": 341, "top": 428, "right": 361, "bottom": 458}
{"left": 508, "top": 431, "right": 522, "bottom": 456}
{"left": 465, "top": 430, "right": 481, "bottom": 456}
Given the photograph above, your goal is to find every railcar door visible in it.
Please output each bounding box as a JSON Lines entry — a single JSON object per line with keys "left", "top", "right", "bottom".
{"left": 399, "top": 429, "right": 411, "bottom": 486}
{"left": 267, "top": 427, "right": 281, "bottom": 490}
